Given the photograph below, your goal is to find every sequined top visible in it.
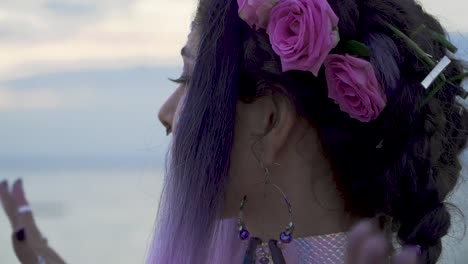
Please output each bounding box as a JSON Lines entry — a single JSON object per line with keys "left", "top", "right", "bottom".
{"left": 253, "top": 232, "right": 347, "bottom": 264}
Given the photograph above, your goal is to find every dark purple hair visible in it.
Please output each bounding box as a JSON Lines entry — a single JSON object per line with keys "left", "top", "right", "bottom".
{"left": 147, "top": 0, "right": 244, "bottom": 263}
{"left": 148, "top": 0, "right": 468, "bottom": 263}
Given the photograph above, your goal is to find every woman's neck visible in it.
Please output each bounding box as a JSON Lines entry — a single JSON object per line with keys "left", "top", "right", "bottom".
{"left": 242, "top": 126, "right": 358, "bottom": 241}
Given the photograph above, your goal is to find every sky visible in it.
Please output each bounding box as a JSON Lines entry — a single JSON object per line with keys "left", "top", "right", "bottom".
{"left": 0, "top": 0, "right": 196, "bottom": 80}
{"left": 0, "top": 0, "right": 466, "bottom": 82}
{"left": 0, "top": 0, "right": 467, "bottom": 169}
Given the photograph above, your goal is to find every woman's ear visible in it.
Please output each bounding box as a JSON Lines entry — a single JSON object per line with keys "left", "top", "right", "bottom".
{"left": 261, "top": 93, "right": 296, "bottom": 166}
{"left": 236, "top": 92, "right": 297, "bottom": 166}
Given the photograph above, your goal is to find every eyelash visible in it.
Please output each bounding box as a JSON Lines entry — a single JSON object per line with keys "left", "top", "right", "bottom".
{"left": 169, "top": 75, "right": 190, "bottom": 85}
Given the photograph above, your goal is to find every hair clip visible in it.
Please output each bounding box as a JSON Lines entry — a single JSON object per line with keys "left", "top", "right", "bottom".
{"left": 386, "top": 22, "right": 467, "bottom": 106}
{"left": 421, "top": 56, "right": 452, "bottom": 89}
{"left": 421, "top": 72, "right": 468, "bottom": 107}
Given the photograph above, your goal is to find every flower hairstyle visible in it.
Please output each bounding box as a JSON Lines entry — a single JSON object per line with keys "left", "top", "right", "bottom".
{"left": 147, "top": 0, "right": 468, "bottom": 263}
{"left": 239, "top": 0, "right": 388, "bottom": 122}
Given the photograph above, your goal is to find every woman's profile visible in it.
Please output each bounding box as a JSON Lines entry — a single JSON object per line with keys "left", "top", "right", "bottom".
{"left": 1, "top": 0, "right": 468, "bottom": 263}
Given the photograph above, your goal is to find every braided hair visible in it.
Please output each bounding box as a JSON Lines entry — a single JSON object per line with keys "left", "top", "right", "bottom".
{"left": 238, "top": 0, "right": 468, "bottom": 263}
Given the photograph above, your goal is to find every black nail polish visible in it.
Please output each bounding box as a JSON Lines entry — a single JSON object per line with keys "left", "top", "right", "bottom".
{"left": 15, "top": 228, "right": 26, "bottom": 241}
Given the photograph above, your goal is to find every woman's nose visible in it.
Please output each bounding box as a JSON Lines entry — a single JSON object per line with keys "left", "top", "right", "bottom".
{"left": 158, "top": 87, "right": 184, "bottom": 135}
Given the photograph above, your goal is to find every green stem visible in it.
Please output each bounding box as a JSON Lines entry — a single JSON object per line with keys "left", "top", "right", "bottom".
{"left": 409, "top": 24, "right": 427, "bottom": 38}
{"left": 430, "top": 31, "right": 458, "bottom": 53}
{"left": 447, "top": 72, "right": 468, "bottom": 83}
{"left": 409, "top": 24, "right": 458, "bottom": 53}
{"left": 386, "top": 23, "right": 436, "bottom": 67}
{"left": 421, "top": 81, "right": 445, "bottom": 106}
{"left": 421, "top": 72, "right": 468, "bottom": 106}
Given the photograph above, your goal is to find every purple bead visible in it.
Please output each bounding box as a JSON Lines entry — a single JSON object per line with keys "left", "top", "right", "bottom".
{"left": 239, "top": 229, "right": 250, "bottom": 240}
{"left": 280, "top": 232, "right": 292, "bottom": 244}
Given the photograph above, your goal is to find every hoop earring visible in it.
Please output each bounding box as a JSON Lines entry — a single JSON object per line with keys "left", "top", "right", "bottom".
{"left": 238, "top": 162, "right": 294, "bottom": 242}
{"left": 238, "top": 194, "right": 294, "bottom": 243}
{"left": 238, "top": 164, "right": 294, "bottom": 264}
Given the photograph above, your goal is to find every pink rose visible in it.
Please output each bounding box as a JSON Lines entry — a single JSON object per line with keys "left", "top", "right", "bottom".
{"left": 267, "top": 0, "right": 339, "bottom": 76}
{"left": 238, "top": 0, "right": 278, "bottom": 29}
{"left": 324, "top": 54, "right": 387, "bottom": 122}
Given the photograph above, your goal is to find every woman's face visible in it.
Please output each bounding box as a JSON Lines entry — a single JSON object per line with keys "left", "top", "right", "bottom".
{"left": 158, "top": 29, "right": 278, "bottom": 217}
{"left": 158, "top": 30, "right": 198, "bottom": 135}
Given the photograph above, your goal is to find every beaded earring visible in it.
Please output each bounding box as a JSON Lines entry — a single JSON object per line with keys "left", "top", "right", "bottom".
{"left": 237, "top": 192, "right": 294, "bottom": 243}
{"left": 238, "top": 164, "right": 294, "bottom": 264}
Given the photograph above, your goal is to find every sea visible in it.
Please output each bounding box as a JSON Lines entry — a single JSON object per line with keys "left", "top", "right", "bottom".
{"left": 0, "top": 164, "right": 467, "bottom": 264}
{"left": 0, "top": 168, "right": 164, "bottom": 264}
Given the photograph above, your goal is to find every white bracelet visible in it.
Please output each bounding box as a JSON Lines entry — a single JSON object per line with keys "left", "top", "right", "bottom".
{"left": 17, "top": 205, "right": 32, "bottom": 214}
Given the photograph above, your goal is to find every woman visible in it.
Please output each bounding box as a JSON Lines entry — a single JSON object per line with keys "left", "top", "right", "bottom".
{"left": 1, "top": 0, "right": 467, "bottom": 263}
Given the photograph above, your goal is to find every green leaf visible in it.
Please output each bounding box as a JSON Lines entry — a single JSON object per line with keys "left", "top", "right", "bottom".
{"left": 342, "top": 40, "right": 372, "bottom": 57}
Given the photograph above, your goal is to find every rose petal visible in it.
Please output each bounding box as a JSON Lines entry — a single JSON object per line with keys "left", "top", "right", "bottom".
{"left": 268, "top": 0, "right": 339, "bottom": 76}
{"left": 325, "top": 54, "right": 387, "bottom": 122}
{"left": 238, "top": 0, "right": 278, "bottom": 29}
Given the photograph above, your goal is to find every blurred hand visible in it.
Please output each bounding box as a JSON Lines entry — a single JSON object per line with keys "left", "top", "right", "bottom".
{"left": 345, "top": 220, "right": 420, "bottom": 264}
{"left": 0, "top": 179, "right": 66, "bottom": 264}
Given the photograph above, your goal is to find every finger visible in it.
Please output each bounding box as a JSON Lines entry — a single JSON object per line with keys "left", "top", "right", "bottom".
{"left": 358, "top": 234, "right": 389, "bottom": 264}
{"left": 393, "top": 246, "right": 419, "bottom": 264}
{"left": 11, "top": 180, "right": 67, "bottom": 264}
{"left": 12, "top": 179, "right": 43, "bottom": 242}
{"left": 12, "top": 228, "right": 39, "bottom": 264}
{"left": 345, "top": 220, "right": 377, "bottom": 264}
{"left": 0, "top": 180, "right": 18, "bottom": 229}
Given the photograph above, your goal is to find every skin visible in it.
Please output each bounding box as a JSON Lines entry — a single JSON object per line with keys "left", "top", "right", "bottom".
{"left": 0, "top": 180, "right": 65, "bottom": 264}
{"left": 0, "top": 28, "right": 418, "bottom": 264}
{"left": 227, "top": 94, "right": 357, "bottom": 239}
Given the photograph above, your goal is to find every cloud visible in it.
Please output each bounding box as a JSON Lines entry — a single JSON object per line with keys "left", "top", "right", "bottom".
{"left": 0, "top": 66, "right": 175, "bottom": 162}
{"left": 0, "top": 0, "right": 195, "bottom": 81}
{"left": 0, "top": 88, "right": 62, "bottom": 110}
{"left": 0, "top": 0, "right": 466, "bottom": 82}
{"left": 0, "top": 65, "right": 179, "bottom": 111}
{"left": 44, "top": 1, "right": 98, "bottom": 16}
{"left": 420, "top": 0, "right": 468, "bottom": 32}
